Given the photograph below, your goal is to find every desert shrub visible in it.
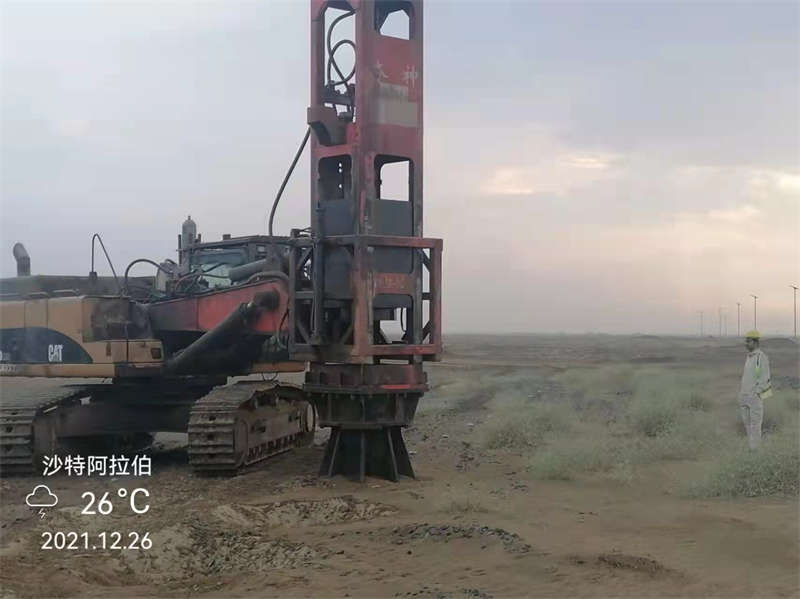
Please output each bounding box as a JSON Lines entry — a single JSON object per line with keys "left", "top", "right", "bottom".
{"left": 528, "top": 434, "right": 625, "bottom": 480}
{"left": 484, "top": 419, "right": 537, "bottom": 449}
{"left": 626, "top": 369, "right": 712, "bottom": 437}
{"left": 689, "top": 433, "right": 799, "bottom": 497}
{"left": 420, "top": 371, "right": 478, "bottom": 412}
{"left": 629, "top": 411, "right": 724, "bottom": 462}
{"left": 556, "top": 365, "right": 636, "bottom": 400}
{"left": 557, "top": 366, "right": 713, "bottom": 431}
{"left": 762, "top": 390, "right": 800, "bottom": 433}
{"left": 528, "top": 450, "right": 577, "bottom": 480}
{"left": 484, "top": 402, "right": 572, "bottom": 450}
{"left": 441, "top": 498, "right": 488, "bottom": 514}
{"left": 433, "top": 367, "right": 563, "bottom": 414}
{"left": 554, "top": 366, "right": 638, "bottom": 425}
{"left": 687, "top": 392, "right": 711, "bottom": 412}
{"left": 628, "top": 396, "right": 680, "bottom": 437}
{"left": 628, "top": 434, "right": 700, "bottom": 463}
{"left": 527, "top": 402, "right": 572, "bottom": 433}
{"left": 494, "top": 370, "right": 546, "bottom": 396}
{"left": 530, "top": 408, "right": 724, "bottom": 481}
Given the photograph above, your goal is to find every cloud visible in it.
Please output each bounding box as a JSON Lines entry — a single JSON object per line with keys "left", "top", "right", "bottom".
{"left": 483, "top": 154, "right": 619, "bottom": 197}
{"left": 748, "top": 169, "right": 800, "bottom": 200}
{"left": 437, "top": 156, "right": 799, "bottom": 333}
{"left": 706, "top": 204, "right": 760, "bottom": 224}
{"left": 776, "top": 173, "right": 800, "bottom": 193}
{"left": 476, "top": 126, "right": 621, "bottom": 197}
{"left": 564, "top": 155, "right": 614, "bottom": 170}
{"left": 483, "top": 167, "right": 536, "bottom": 196}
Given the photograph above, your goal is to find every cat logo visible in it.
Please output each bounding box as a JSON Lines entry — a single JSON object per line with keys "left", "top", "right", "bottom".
{"left": 48, "top": 344, "right": 63, "bottom": 363}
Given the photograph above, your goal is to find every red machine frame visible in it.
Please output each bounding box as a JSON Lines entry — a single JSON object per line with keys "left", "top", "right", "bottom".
{"left": 294, "top": 0, "right": 441, "bottom": 366}
{"left": 293, "top": 0, "right": 442, "bottom": 480}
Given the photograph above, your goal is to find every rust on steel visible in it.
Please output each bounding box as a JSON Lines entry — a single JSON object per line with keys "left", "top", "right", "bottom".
{"left": 295, "top": 0, "right": 441, "bottom": 480}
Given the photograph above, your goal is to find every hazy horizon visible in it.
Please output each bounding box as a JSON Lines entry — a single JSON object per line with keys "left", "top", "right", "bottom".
{"left": 2, "top": 1, "right": 798, "bottom": 335}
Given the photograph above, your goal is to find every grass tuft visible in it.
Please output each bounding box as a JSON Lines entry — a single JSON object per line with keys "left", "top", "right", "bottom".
{"left": 762, "top": 390, "right": 800, "bottom": 433}
{"left": 626, "top": 369, "right": 713, "bottom": 437}
{"left": 528, "top": 451, "right": 576, "bottom": 480}
{"left": 487, "top": 362, "right": 796, "bottom": 491}
{"left": 484, "top": 403, "right": 572, "bottom": 450}
{"left": 441, "top": 498, "right": 489, "bottom": 514}
{"left": 687, "top": 392, "right": 712, "bottom": 412}
{"left": 528, "top": 408, "right": 725, "bottom": 481}
{"left": 689, "top": 434, "right": 800, "bottom": 497}
{"left": 628, "top": 398, "right": 680, "bottom": 437}
{"left": 528, "top": 442, "right": 619, "bottom": 480}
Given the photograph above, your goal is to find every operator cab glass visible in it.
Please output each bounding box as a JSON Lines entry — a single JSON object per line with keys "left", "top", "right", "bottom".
{"left": 187, "top": 248, "right": 247, "bottom": 290}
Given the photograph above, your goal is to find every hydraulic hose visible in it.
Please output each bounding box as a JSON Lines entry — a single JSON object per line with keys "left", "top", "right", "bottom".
{"left": 90, "top": 233, "right": 121, "bottom": 293}
{"left": 267, "top": 127, "right": 311, "bottom": 238}
{"left": 123, "top": 258, "right": 173, "bottom": 297}
{"left": 265, "top": 10, "right": 353, "bottom": 239}
{"left": 326, "top": 10, "right": 356, "bottom": 87}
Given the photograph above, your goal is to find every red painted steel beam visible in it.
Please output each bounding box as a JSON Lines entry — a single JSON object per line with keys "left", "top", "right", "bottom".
{"left": 148, "top": 280, "right": 289, "bottom": 334}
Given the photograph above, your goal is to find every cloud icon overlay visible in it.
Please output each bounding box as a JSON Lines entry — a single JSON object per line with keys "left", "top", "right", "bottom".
{"left": 25, "top": 485, "right": 58, "bottom": 508}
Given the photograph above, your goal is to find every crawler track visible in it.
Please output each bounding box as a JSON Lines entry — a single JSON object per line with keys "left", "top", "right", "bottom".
{"left": 187, "top": 382, "right": 314, "bottom": 475}
{"left": 0, "top": 384, "right": 95, "bottom": 475}
{"left": 0, "top": 379, "right": 314, "bottom": 477}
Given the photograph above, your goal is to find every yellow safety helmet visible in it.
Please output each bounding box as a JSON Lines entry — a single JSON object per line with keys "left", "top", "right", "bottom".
{"left": 744, "top": 330, "right": 760, "bottom": 339}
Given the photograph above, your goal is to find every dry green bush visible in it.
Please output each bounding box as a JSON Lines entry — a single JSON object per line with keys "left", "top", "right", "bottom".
{"left": 528, "top": 393, "right": 724, "bottom": 482}
{"left": 528, "top": 422, "right": 720, "bottom": 481}
{"left": 630, "top": 411, "right": 724, "bottom": 462}
{"left": 528, "top": 441, "right": 621, "bottom": 480}
{"left": 441, "top": 498, "right": 488, "bottom": 514}
{"left": 555, "top": 365, "right": 637, "bottom": 398}
{"left": 484, "top": 419, "right": 535, "bottom": 450}
{"left": 687, "top": 392, "right": 712, "bottom": 412}
{"left": 493, "top": 370, "right": 547, "bottom": 396}
{"left": 523, "top": 365, "right": 794, "bottom": 486}
{"left": 484, "top": 402, "right": 573, "bottom": 450}
{"left": 762, "top": 390, "right": 800, "bottom": 433}
{"left": 628, "top": 397, "right": 680, "bottom": 437}
{"left": 626, "top": 369, "right": 713, "bottom": 437}
{"left": 427, "top": 368, "right": 551, "bottom": 414}
{"left": 689, "top": 432, "right": 800, "bottom": 497}
{"left": 527, "top": 451, "right": 576, "bottom": 480}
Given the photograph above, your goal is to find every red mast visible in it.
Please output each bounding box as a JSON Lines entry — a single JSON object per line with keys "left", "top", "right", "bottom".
{"left": 290, "top": 0, "right": 442, "bottom": 480}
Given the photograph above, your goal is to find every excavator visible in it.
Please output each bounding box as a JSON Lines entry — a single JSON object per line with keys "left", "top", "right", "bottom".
{"left": 0, "top": 0, "right": 442, "bottom": 482}
{"left": 0, "top": 227, "right": 312, "bottom": 475}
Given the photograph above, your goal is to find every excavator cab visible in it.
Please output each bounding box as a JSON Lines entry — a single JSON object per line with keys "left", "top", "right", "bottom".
{"left": 185, "top": 249, "right": 246, "bottom": 290}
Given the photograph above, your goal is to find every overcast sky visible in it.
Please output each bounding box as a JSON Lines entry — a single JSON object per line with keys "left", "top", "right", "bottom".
{"left": 1, "top": 1, "right": 798, "bottom": 334}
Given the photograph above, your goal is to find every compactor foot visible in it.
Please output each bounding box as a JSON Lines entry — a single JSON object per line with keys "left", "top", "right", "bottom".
{"left": 320, "top": 426, "right": 414, "bottom": 482}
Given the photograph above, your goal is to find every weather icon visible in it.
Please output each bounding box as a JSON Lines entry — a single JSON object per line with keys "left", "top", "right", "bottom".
{"left": 25, "top": 484, "right": 58, "bottom": 508}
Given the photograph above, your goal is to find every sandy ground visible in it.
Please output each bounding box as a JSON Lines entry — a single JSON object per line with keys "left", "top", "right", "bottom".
{"left": 0, "top": 335, "right": 798, "bottom": 598}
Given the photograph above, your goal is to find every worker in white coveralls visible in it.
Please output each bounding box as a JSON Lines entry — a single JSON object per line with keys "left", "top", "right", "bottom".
{"left": 739, "top": 330, "right": 772, "bottom": 449}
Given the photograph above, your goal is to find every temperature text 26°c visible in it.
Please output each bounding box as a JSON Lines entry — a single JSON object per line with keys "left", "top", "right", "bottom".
{"left": 81, "top": 489, "right": 150, "bottom": 515}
